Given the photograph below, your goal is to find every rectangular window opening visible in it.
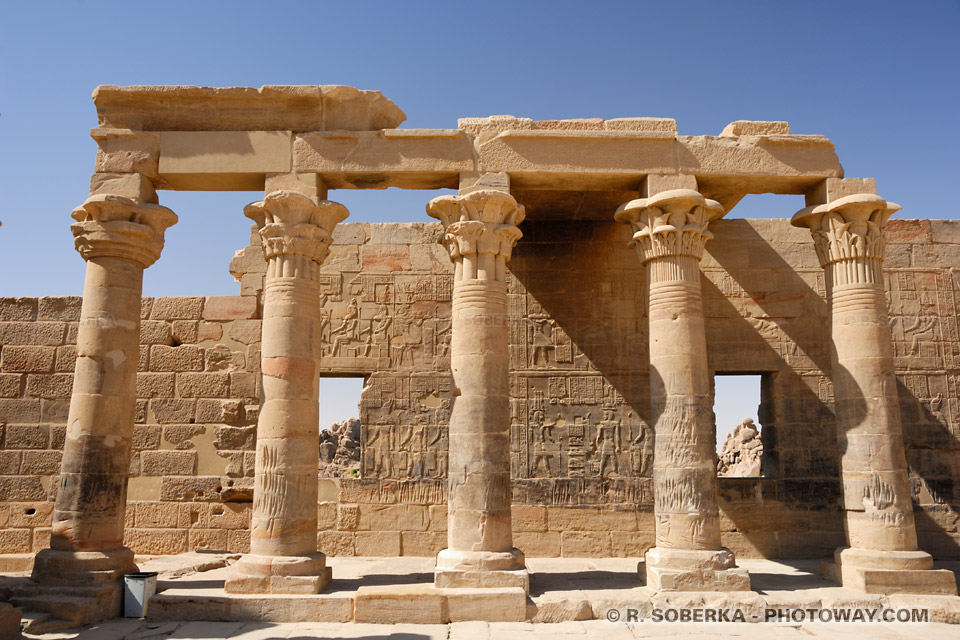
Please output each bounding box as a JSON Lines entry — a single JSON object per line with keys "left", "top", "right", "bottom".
{"left": 318, "top": 375, "right": 366, "bottom": 478}
{"left": 714, "top": 373, "right": 770, "bottom": 478}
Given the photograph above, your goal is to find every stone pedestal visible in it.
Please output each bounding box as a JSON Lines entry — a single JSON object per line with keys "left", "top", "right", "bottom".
{"left": 427, "top": 188, "right": 527, "bottom": 591}
{"left": 33, "top": 194, "right": 176, "bottom": 586}
{"left": 616, "top": 189, "right": 750, "bottom": 592}
{"left": 225, "top": 190, "right": 347, "bottom": 595}
{"left": 793, "top": 190, "right": 957, "bottom": 595}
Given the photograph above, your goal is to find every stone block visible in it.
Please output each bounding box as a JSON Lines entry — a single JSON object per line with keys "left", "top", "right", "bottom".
{"left": 132, "top": 424, "right": 162, "bottom": 450}
{"left": 401, "top": 531, "right": 445, "bottom": 556}
{"left": 0, "top": 298, "right": 37, "bottom": 321}
{"left": 0, "top": 321, "right": 66, "bottom": 345}
{"left": 356, "top": 530, "right": 401, "bottom": 556}
{"left": 513, "top": 531, "right": 561, "bottom": 558}
{"left": 197, "top": 399, "right": 243, "bottom": 424}
{"left": 6, "top": 502, "right": 54, "bottom": 528}
{"left": 40, "top": 398, "right": 69, "bottom": 424}
{"left": 228, "top": 529, "right": 250, "bottom": 553}
{"left": 547, "top": 506, "right": 637, "bottom": 532}
{"left": 512, "top": 505, "right": 547, "bottom": 532}
{"left": 0, "top": 528, "right": 32, "bottom": 553}
{"left": 337, "top": 503, "right": 359, "bottom": 530}
{"left": 178, "top": 373, "right": 230, "bottom": 398}
{"left": 152, "top": 398, "right": 197, "bottom": 423}
{"left": 354, "top": 584, "right": 445, "bottom": 624}
{"left": 203, "top": 345, "right": 245, "bottom": 372}
{"left": 136, "top": 372, "right": 175, "bottom": 398}
{"left": 0, "top": 399, "right": 40, "bottom": 423}
{"left": 3, "top": 423, "right": 48, "bottom": 449}
{"left": 357, "top": 504, "right": 429, "bottom": 531}
{"left": 151, "top": 297, "right": 205, "bottom": 320}
{"left": 0, "top": 450, "right": 21, "bottom": 474}
{"left": 0, "top": 476, "right": 46, "bottom": 501}
{"left": 20, "top": 450, "right": 61, "bottom": 475}
{"left": 229, "top": 372, "right": 258, "bottom": 399}
{"left": 140, "top": 320, "right": 173, "bottom": 345}
{"left": 202, "top": 296, "right": 258, "bottom": 321}
{"left": 142, "top": 450, "right": 198, "bottom": 476}
{"left": 720, "top": 120, "right": 790, "bottom": 136}
{"left": 0, "top": 373, "right": 22, "bottom": 397}
{"left": 561, "top": 531, "right": 612, "bottom": 557}
{"left": 189, "top": 528, "right": 229, "bottom": 551}
{"left": 445, "top": 587, "right": 528, "bottom": 622}
{"left": 160, "top": 476, "right": 224, "bottom": 502}
{"left": 135, "top": 502, "right": 179, "bottom": 528}
{"left": 94, "top": 129, "right": 160, "bottom": 174}
{"left": 89, "top": 171, "right": 157, "bottom": 201}
{"left": 611, "top": 530, "right": 654, "bottom": 557}
{"left": 214, "top": 425, "right": 256, "bottom": 450}
{"left": 150, "top": 345, "right": 203, "bottom": 372}
{"left": 428, "top": 504, "right": 448, "bottom": 531}
{"left": 24, "top": 373, "right": 73, "bottom": 398}
{"left": 227, "top": 320, "right": 263, "bottom": 345}
{"left": 126, "top": 528, "right": 190, "bottom": 554}
{"left": 162, "top": 424, "right": 207, "bottom": 449}
{"left": 317, "top": 530, "right": 355, "bottom": 556}
{"left": 1, "top": 346, "right": 55, "bottom": 372}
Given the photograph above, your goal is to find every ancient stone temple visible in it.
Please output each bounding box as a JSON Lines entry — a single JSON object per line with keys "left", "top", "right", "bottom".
{"left": 0, "top": 85, "right": 958, "bottom": 626}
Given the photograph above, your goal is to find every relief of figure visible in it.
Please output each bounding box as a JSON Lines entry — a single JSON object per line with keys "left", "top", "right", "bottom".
{"left": 594, "top": 409, "right": 621, "bottom": 477}
{"left": 529, "top": 312, "right": 555, "bottom": 367}
{"left": 630, "top": 418, "right": 653, "bottom": 477}
{"left": 531, "top": 411, "right": 560, "bottom": 477}
{"left": 900, "top": 315, "right": 937, "bottom": 355}
{"left": 717, "top": 418, "right": 763, "bottom": 477}
{"left": 362, "top": 304, "right": 392, "bottom": 357}
{"left": 365, "top": 423, "right": 395, "bottom": 477}
{"left": 329, "top": 298, "right": 360, "bottom": 357}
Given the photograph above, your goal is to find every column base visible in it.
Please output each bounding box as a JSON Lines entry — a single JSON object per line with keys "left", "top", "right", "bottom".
{"left": 822, "top": 547, "right": 957, "bottom": 595}
{"left": 32, "top": 547, "right": 137, "bottom": 586}
{"left": 644, "top": 547, "right": 751, "bottom": 592}
{"left": 224, "top": 553, "right": 331, "bottom": 595}
{"left": 434, "top": 548, "right": 528, "bottom": 592}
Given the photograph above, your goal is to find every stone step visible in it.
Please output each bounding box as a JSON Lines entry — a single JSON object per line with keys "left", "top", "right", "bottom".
{"left": 18, "top": 608, "right": 76, "bottom": 634}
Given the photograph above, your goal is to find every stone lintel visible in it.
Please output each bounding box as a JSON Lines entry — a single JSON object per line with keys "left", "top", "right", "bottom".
{"left": 93, "top": 84, "right": 406, "bottom": 132}
{"left": 158, "top": 131, "right": 292, "bottom": 191}
{"left": 89, "top": 172, "right": 157, "bottom": 203}
{"left": 459, "top": 171, "right": 510, "bottom": 195}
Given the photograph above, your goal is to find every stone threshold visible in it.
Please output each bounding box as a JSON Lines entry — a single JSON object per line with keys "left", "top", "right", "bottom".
{"left": 141, "top": 556, "right": 960, "bottom": 625}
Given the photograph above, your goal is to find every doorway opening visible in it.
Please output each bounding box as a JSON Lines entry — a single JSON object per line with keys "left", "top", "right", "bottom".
{"left": 318, "top": 375, "right": 366, "bottom": 478}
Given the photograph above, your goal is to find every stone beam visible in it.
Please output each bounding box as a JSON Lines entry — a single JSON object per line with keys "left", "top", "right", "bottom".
{"left": 93, "top": 85, "right": 405, "bottom": 132}
{"left": 294, "top": 129, "right": 475, "bottom": 189}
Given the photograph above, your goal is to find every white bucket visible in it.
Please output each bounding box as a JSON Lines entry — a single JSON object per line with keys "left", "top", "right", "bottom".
{"left": 123, "top": 572, "right": 159, "bottom": 618}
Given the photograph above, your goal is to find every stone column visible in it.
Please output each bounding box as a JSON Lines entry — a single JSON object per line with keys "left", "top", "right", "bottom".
{"left": 225, "top": 189, "right": 347, "bottom": 595}
{"left": 616, "top": 188, "right": 750, "bottom": 592}
{"left": 33, "top": 192, "right": 176, "bottom": 585}
{"left": 793, "top": 184, "right": 956, "bottom": 594}
{"left": 427, "top": 188, "right": 527, "bottom": 590}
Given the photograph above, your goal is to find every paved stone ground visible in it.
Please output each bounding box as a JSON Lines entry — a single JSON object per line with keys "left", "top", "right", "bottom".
{"left": 21, "top": 618, "right": 960, "bottom": 639}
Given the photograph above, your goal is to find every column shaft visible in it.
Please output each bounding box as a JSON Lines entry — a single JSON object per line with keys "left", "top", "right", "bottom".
{"left": 616, "top": 189, "right": 749, "bottom": 592}
{"left": 226, "top": 189, "right": 347, "bottom": 595}
{"left": 794, "top": 190, "right": 956, "bottom": 594}
{"left": 428, "top": 188, "right": 527, "bottom": 590}
{"left": 33, "top": 193, "right": 176, "bottom": 586}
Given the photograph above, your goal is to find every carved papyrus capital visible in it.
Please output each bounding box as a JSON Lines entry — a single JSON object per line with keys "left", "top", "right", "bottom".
{"left": 792, "top": 194, "right": 900, "bottom": 286}
{"left": 426, "top": 189, "right": 525, "bottom": 283}
{"left": 615, "top": 189, "right": 724, "bottom": 264}
{"left": 71, "top": 194, "right": 178, "bottom": 267}
{"left": 245, "top": 190, "right": 348, "bottom": 281}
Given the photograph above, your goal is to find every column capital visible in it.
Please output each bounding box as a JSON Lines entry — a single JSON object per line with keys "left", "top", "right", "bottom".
{"left": 245, "top": 190, "right": 348, "bottom": 278}
{"left": 426, "top": 189, "right": 525, "bottom": 283}
{"left": 792, "top": 193, "right": 900, "bottom": 283}
{"left": 70, "top": 194, "right": 177, "bottom": 267}
{"left": 614, "top": 189, "right": 724, "bottom": 263}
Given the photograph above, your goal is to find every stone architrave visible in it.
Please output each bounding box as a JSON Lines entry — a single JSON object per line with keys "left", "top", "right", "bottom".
{"left": 792, "top": 191, "right": 957, "bottom": 595}
{"left": 427, "top": 188, "right": 528, "bottom": 590}
{"left": 33, "top": 194, "right": 177, "bottom": 585}
{"left": 616, "top": 189, "right": 750, "bottom": 591}
{"left": 225, "top": 190, "right": 348, "bottom": 595}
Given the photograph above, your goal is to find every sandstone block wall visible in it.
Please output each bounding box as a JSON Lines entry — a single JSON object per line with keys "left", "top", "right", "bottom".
{"left": 0, "top": 218, "right": 957, "bottom": 559}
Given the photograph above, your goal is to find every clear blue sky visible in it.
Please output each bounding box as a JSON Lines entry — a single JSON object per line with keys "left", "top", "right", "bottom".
{"left": 1, "top": 1, "right": 957, "bottom": 427}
